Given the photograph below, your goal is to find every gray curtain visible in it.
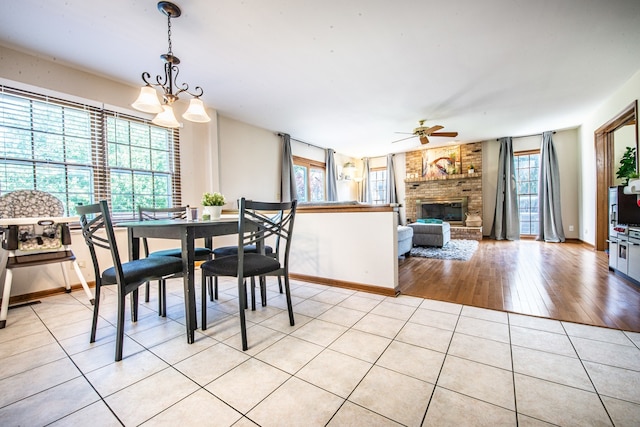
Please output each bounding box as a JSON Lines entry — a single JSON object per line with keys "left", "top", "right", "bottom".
{"left": 326, "top": 149, "right": 338, "bottom": 201}
{"left": 491, "top": 137, "right": 520, "bottom": 240}
{"left": 280, "top": 133, "right": 297, "bottom": 202}
{"left": 361, "top": 157, "right": 371, "bottom": 203}
{"left": 537, "top": 131, "right": 565, "bottom": 242}
{"left": 386, "top": 154, "right": 397, "bottom": 204}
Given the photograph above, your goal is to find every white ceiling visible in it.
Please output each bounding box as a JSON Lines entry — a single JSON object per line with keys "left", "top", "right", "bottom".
{"left": 1, "top": 0, "right": 640, "bottom": 157}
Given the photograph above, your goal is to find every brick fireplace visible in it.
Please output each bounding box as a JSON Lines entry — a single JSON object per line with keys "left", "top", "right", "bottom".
{"left": 405, "top": 142, "right": 483, "bottom": 238}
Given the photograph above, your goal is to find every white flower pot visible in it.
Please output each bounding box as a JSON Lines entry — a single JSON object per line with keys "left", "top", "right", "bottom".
{"left": 204, "top": 205, "right": 222, "bottom": 220}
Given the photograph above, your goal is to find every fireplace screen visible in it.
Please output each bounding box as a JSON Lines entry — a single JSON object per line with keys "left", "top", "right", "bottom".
{"left": 417, "top": 197, "right": 467, "bottom": 225}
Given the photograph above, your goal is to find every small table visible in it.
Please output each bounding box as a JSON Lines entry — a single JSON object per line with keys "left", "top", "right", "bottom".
{"left": 118, "top": 218, "right": 240, "bottom": 343}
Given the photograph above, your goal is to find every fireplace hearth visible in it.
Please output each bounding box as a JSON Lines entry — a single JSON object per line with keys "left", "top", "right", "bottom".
{"left": 417, "top": 197, "right": 468, "bottom": 225}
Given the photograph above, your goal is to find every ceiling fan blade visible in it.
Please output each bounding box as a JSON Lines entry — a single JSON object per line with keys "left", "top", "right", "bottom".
{"left": 430, "top": 132, "right": 458, "bottom": 137}
{"left": 424, "top": 125, "right": 444, "bottom": 134}
{"left": 420, "top": 135, "right": 430, "bottom": 144}
{"left": 394, "top": 131, "right": 415, "bottom": 135}
{"left": 391, "top": 135, "right": 417, "bottom": 143}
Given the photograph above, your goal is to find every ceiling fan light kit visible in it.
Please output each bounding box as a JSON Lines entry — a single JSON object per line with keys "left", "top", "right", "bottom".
{"left": 131, "top": 1, "right": 211, "bottom": 128}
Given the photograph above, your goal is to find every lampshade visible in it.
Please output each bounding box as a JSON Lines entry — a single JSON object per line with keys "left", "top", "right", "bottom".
{"left": 132, "top": 86, "right": 163, "bottom": 113}
{"left": 152, "top": 105, "right": 180, "bottom": 128}
{"left": 182, "top": 98, "right": 211, "bottom": 123}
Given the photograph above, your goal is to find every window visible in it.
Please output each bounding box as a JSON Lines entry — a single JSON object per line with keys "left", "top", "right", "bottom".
{"left": 0, "top": 85, "right": 180, "bottom": 219}
{"left": 515, "top": 150, "right": 540, "bottom": 236}
{"left": 293, "top": 156, "right": 325, "bottom": 202}
{"left": 369, "top": 167, "right": 387, "bottom": 204}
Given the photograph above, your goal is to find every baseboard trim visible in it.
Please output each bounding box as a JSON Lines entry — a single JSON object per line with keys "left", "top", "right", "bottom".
{"left": 2, "top": 282, "right": 96, "bottom": 306}
{"left": 289, "top": 273, "right": 398, "bottom": 297}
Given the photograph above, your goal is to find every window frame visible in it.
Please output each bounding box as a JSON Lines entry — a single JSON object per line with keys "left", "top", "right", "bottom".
{"left": 293, "top": 155, "right": 326, "bottom": 202}
{"left": 515, "top": 149, "right": 540, "bottom": 236}
{"left": 368, "top": 166, "right": 388, "bottom": 205}
{"left": 0, "top": 85, "right": 181, "bottom": 220}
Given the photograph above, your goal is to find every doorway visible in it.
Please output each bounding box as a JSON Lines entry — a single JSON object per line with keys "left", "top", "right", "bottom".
{"left": 594, "top": 101, "right": 638, "bottom": 251}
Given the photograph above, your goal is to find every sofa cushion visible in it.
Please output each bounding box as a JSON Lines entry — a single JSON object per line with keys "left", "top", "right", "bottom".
{"left": 397, "top": 225, "right": 414, "bottom": 241}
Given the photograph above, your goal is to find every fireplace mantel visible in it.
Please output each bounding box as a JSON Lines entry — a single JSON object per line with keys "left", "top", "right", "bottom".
{"left": 405, "top": 172, "right": 482, "bottom": 184}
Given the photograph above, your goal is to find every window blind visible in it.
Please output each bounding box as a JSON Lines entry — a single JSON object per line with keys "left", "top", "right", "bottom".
{"left": 0, "top": 85, "right": 182, "bottom": 219}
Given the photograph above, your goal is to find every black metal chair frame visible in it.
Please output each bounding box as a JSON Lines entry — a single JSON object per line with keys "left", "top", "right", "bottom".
{"left": 137, "top": 205, "right": 213, "bottom": 316}
{"left": 77, "top": 201, "right": 183, "bottom": 361}
{"left": 200, "top": 198, "right": 297, "bottom": 350}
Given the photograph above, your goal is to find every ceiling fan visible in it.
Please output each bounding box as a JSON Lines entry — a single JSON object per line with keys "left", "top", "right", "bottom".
{"left": 392, "top": 120, "right": 459, "bottom": 145}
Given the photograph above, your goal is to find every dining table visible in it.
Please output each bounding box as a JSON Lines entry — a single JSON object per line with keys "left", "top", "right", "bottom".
{"left": 118, "top": 217, "right": 242, "bottom": 343}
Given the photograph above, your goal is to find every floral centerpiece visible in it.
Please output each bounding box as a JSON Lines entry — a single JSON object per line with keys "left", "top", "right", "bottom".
{"left": 201, "top": 192, "right": 225, "bottom": 220}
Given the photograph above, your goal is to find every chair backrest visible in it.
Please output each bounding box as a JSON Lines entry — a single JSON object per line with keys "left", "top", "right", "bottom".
{"left": 0, "top": 190, "right": 68, "bottom": 251}
{"left": 138, "top": 206, "right": 188, "bottom": 221}
{"left": 238, "top": 198, "right": 297, "bottom": 270}
{"left": 138, "top": 206, "right": 189, "bottom": 256}
{"left": 0, "top": 190, "right": 64, "bottom": 218}
{"left": 76, "top": 201, "right": 123, "bottom": 286}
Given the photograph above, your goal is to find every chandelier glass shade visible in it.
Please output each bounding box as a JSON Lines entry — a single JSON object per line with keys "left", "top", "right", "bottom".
{"left": 131, "top": 1, "right": 211, "bottom": 128}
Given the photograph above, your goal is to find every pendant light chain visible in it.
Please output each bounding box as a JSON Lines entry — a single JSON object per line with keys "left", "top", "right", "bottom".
{"left": 167, "top": 13, "right": 173, "bottom": 56}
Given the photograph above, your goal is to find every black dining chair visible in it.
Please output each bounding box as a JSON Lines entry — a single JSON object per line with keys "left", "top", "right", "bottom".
{"left": 138, "top": 205, "right": 213, "bottom": 315}
{"left": 77, "top": 201, "right": 184, "bottom": 361}
{"left": 200, "top": 198, "right": 297, "bottom": 350}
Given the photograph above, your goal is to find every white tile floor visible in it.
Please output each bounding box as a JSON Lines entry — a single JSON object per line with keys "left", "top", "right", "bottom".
{"left": 1, "top": 275, "right": 639, "bottom": 426}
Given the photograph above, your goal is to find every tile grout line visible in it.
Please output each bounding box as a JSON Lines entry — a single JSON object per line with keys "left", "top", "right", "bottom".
{"left": 29, "top": 300, "right": 127, "bottom": 427}
{"left": 562, "top": 322, "right": 617, "bottom": 427}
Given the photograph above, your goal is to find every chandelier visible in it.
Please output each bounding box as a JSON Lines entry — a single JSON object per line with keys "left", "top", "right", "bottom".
{"left": 131, "top": 1, "right": 211, "bottom": 128}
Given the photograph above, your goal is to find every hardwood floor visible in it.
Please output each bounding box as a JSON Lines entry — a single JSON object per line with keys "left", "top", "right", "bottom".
{"left": 398, "top": 238, "right": 640, "bottom": 332}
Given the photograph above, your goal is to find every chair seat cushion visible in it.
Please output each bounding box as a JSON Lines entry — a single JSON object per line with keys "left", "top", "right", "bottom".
{"left": 201, "top": 253, "right": 280, "bottom": 277}
{"left": 213, "top": 245, "right": 273, "bottom": 257}
{"left": 149, "top": 247, "right": 212, "bottom": 259}
{"left": 102, "top": 256, "right": 183, "bottom": 285}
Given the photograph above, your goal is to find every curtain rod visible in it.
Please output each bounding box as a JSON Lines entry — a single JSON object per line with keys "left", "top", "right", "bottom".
{"left": 276, "top": 133, "right": 326, "bottom": 151}
{"left": 496, "top": 131, "right": 556, "bottom": 141}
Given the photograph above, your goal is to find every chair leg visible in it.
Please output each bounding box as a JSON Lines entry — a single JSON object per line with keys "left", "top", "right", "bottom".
{"left": 201, "top": 272, "right": 208, "bottom": 330}
{"left": 90, "top": 284, "right": 101, "bottom": 343}
{"left": 144, "top": 281, "right": 150, "bottom": 303}
{"left": 131, "top": 290, "right": 139, "bottom": 322}
{"left": 278, "top": 275, "right": 283, "bottom": 294}
{"left": 284, "top": 274, "right": 295, "bottom": 327}
{"left": 260, "top": 276, "right": 267, "bottom": 307}
{"left": 212, "top": 277, "right": 218, "bottom": 301}
{"left": 158, "top": 279, "right": 166, "bottom": 317}
{"left": 0, "top": 268, "right": 13, "bottom": 329}
{"left": 250, "top": 277, "right": 257, "bottom": 311}
{"left": 237, "top": 275, "right": 248, "bottom": 351}
{"left": 115, "top": 291, "right": 126, "bottom": 362}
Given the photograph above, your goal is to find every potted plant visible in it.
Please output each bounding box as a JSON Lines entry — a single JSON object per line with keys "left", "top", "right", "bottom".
{"left": 468, "top": 164, "right": 475, "bottom": 174}
{"left": 616, "top": 146, "right": 636, "bottom": 185}
{"left": 201, "top": 192, "right": 226, "bottom": 220}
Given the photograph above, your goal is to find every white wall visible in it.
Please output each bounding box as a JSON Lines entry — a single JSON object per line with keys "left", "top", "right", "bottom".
{"left": 579, "top": 69, "right": 640, "bottom": 245}
{"left": 291, "top": 210, "right": 398, "bottom": 290}
{"left": 481, "top": 128, "right": 580, "bottom": 239}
